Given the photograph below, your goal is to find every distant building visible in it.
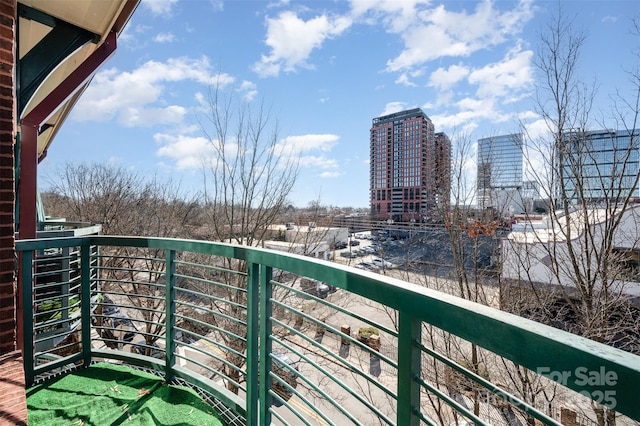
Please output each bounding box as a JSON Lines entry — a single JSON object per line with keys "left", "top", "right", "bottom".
{"left": 477, "top": 133, "right": 526, "bottom": 215}
{"left": 558, "top": 129, "right": 639, "bottom": 204}
{"left": 265, "top": 223, "right": 348, "bottom": 259}
{"left": 370, "top": 108, "right": 451, "bottom": 222}
{"left": 502, "top": 207, "right": 640, "bottom": 301}
{"left": 434, "top": 132, "right": 452, "bottom": 214}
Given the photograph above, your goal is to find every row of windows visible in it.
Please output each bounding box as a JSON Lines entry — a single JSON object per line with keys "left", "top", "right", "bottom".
{"left": 373, "top": 179, "right": 387, "bottom": 188}
{"left": 564, "top": 150, "right": 639, "bottom": 163}
{"left": 403, "top": 177, "right": 420, "bottom": 186}
{"left": 374, "top": 188, "right": 422, "bottom": 201}
{"left": 374, "top": 204, "right": 392, "bottom": 213}
{"left": 561, "top": 162, "right": 639, "bottom": 177}
{"left": 372, "top": 150, "right": 423, "bottom": 162}
{"left": 372, "top": 202, "right": 422, "bottom": 213}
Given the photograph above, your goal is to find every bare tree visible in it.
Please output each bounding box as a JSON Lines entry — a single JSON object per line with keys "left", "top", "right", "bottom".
{"left": 43, "top": 163, "right": 140, "bottom": 235}
{"left": 188, "top": 84, "right": 299, "bottom": 393}
{"left": 502, "top": 10, "right": 640, "bottom": 425}
{"left": 43, "top": 163, "right": 200, "bottom": 354}
{"left": 199, "top": 85, "right": 298, "bottom": 246}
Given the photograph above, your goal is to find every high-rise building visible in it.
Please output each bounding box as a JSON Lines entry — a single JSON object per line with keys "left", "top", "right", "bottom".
{"left": 559, "top": 129, "right": 639, "bottom": 204}
{"left": 370, "top": 108, "right": 451, "bottom": 222}
{"left": 476, "top": 133, "right": 525, "bottom": 214}
{"left": 434, "top": 132, "right": 452, "bottom": 213}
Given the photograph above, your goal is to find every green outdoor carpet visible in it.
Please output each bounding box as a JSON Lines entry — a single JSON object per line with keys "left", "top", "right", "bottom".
{"left": 26, "top": 362, "right": 225, "bottom": 426}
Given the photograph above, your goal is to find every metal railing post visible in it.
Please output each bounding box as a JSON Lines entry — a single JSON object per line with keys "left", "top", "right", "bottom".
{"left": 259, "top": 264, "right": 273, "bottom": 424}
{"left": 21, "top": 249, "right": 34, "bottom": 387}
{"left": 165, "top": 249, "right": 177, "bottom": 381}
{"left": 245, "top": 261, "right": 260, "bottom": 425}
{"left": 80, "top": 242, "right": 92, "bottom": 366}
{"left": 397, "top": 311, "right": 421, "bottom": 426}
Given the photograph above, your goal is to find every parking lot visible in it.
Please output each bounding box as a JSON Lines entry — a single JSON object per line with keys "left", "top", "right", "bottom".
{"left": 332, "top": 228, "right": 501, "bottom": 280}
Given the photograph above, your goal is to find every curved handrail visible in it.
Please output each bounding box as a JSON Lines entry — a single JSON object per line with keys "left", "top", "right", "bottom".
{"left": 17, "top": 235, "right": 640, "bottom": 425}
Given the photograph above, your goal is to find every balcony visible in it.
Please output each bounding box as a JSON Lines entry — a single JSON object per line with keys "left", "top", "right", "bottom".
{"left": 17, "top": 235, "right": 640, "bottom": 425}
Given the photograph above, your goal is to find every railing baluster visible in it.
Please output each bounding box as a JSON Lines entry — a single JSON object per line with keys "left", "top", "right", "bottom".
{"left": 397, "top": 311, "right": 421, "bottom": 426}
{"left": 61, "top": 245, "right": 70, "bottom": 326}
{"left": 165, "top": 249, "right": 176, "bottom": 381}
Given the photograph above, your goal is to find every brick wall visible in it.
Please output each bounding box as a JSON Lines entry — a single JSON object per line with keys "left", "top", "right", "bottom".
{"left": 0, "top": 0, "right": 15, "bottom": 356}
{"left": 0, "top": 3, "right": 27, "bottom": 425}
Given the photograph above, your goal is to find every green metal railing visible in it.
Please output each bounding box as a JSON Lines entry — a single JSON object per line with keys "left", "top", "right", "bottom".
{"left": 17, "top": 235, "right": 640, "bottom": 425}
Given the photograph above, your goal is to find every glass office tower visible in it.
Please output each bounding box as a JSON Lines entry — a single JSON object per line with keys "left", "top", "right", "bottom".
{"left": 477, "top": 134, "right": 524, "bottom": 213}
{"left": 560, "top": 129, "right": 639, "bottom": 204}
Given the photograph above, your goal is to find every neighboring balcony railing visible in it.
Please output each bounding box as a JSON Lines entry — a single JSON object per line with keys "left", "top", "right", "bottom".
{"left": 36, "top": 219, "right": 102, "bottom": 234}
{"left": 16, "top": 235, "right": 640, "bottom": 426}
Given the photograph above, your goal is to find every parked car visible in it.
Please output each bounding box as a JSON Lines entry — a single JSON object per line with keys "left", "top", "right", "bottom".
{"left": 349, "top": 240, "right": 360, "bottom": 246}
{"left": 371, "top": 258, "right": 396, "bottom": 269}
{"left": 340, "top": 251, "right": 359, "bottom": 259}
{"left": 356, "top": 262, "right": 377, "bottom": 270}
{"left": 300, "top": 279, "right": 336, "bottom": 299}
{"left": 332, "top": 241, "right": 348, "bottom": 250}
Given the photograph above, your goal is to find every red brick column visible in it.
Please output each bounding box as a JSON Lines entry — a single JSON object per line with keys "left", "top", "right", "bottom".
{"left": 0, "top": 4, "right": 27, "bottom": 425}
{"left": 0, "top": 0, "right": 16, "bottom": 356}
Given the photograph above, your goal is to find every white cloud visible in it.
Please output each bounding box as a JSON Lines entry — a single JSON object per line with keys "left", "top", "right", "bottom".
{"left": 350, "top": 0, "right": 428, "bottom": 32}
{"left": 238, "top": 80, "right": 258, "bottom": 102}
{"left": 72, "top": 57, "right": 234, "bottom": 126}
{"left": 517, "top": 110, "right": 538, "bottom": 121}
{"left": 267, "top": 0, "right": 291, "bottom": 8}
{"left": 273, "top": 134, "right": 339, "bottom": 157}
{"left": 374, "top": 0, "right": 534, "bottom": 72}
{"left": 155, "top": 131, "right": 342, "bottom": 174}
{"left": 395, "top": 73, "right": 417, "bottom": 87}
{"left": 154, "top": 133, "right": 217, "bottom": 169}
{"left": 523, "top": 118, "right": 550, "bottom": 141}
{"left": 521, "top": 118, "right": 553, "bottom": 188}
{"left": 428, "top": 63, "right": 470, "bottom": 91}
{"left": 468, "top": 47, "right": 533, "bottom": 100}
{"left": 427, "top": 46, "right": 534, "bottom": 128}
{"left": 320, "top": 170, "right": 341, "bottom": 178}
{"left": 431, "top": 96, "right": 510, "bottom": 132}
{"left": 253, "top": 11, "right": 353, "bottom": 77}
{"left": 270, "top": 134, "right": 341, "bottom": 176}
{"left": 154, "top": 32, "right": 175, "bottom": 43}
{"left": 380, "top": 101, "right": 408, "bottom": 116}
{"left": 208, "top": 0, "right": 224, "bottom": 12}
{"left": 299, "top": 155, "right": 339, "bottom": 170}
{"left": 155, "top": 134, "right": 211, "bottom": 169}
{"left": 120, "top": 105, "right": 186, "bottom": 127}
{"left": 142, "top": 0, "right": 178, "bottom": 17}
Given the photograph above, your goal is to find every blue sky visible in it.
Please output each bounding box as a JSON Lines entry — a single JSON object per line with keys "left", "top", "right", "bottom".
{"left": 41, "top": 0, "right": 639, "bottom": 208}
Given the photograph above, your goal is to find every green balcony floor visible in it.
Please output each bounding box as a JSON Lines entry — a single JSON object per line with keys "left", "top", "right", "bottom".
{"left": 26, "top": 362, "right": 224, "bottom": 426}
